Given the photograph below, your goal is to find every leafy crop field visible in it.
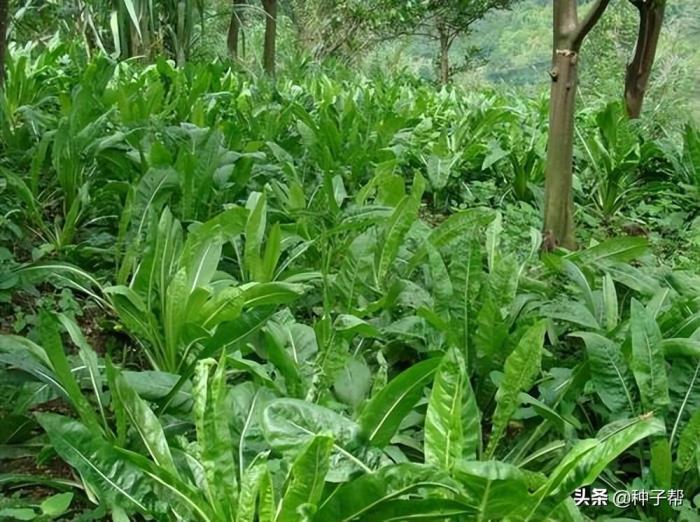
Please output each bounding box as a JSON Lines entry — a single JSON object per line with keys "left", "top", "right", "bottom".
{"left": 1, "top": 3, "right": 700, "bottom": 522}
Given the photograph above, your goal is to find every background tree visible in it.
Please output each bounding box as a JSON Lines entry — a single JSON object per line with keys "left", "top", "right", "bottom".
{"left": 625, "top": 0, "right": 666, "bottom": 118}
{"left": 228, "top": 0, "right": 247, "bottom": 59}
{"left": 262, "top": 0, "right": 277, "bottom": 75}
{"left": 0, "top": 0, "right": 7, "bottom": 86}
{"left": 286, "top": 0, "right": 375, "bottom": 61}
{"left": 378, "top": 0, "right": 519, "bottom": 84}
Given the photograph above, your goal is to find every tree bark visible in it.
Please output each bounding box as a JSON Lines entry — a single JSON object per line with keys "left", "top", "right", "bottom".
{"left": 227, "top": 0, "right": 246, "bottom": 59}
{"left": 543, "top": 49, "right": 579, "bottom": 250}
{"left": 438, "top": 27, "right": 450, "bottom": 84}
{"left": 0, "top": 0, "right": 7, "bottom": 87}
{"left": 543, "top": 0, "right": 610, "bottom": 250}
{"left": 625, "top": 0, "right": 665, "bottom": 119}
{"left": 262, "top": 0, "right": 277, "bottom": 76}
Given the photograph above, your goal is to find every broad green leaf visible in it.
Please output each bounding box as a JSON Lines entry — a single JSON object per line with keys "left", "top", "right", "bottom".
{"left": 276, "top": 435, "right": 333, "bottom": 522}
{"left": 112, "top": 372, "right": 178, "bottom": 476}
{"left": 39, "top": 493, "right": 73, "bottom": 517}
{"left": 258, "top": 468, "right": 276, "bottom": 522}
{"left": 677, "top": 410, "right": 700, "bottom": 471}
{"left": 194, "top": 287, "right": 244, "bottom": 329}
{"left": 374, "top": 195, "right": 420, "bottom": 286}
{"left": 474, "top": 295, "right": 507, "bottom": 373}
{"left": 104, "top": 285, "right": 159, "bottom": 346}
{"left": 361, "top": 499, "right": 476, "bottom": 522}
{"left": 650, "top": 438, "right": 672, "bottom": 489}
{"left": 0, "top": 508, "right": 35, "bottom": 520}
{"left": 668, "top": 360, "right": 700, "bottom": 447}
{"left": 486, "top": 320, "right": 546, "bottom": 458}
{"left": 334, "top": 356, "right": 372, "bottom": 408}
{"left": 424, "top": 347, "right": 465, "bottom": 471}
{"left": 164, "top": 268, "right": 190, "bottom": 368}
{"left": 526, "top": 415, "right": 665, "bottom": 520}
{"left": 604, "top": 262, "right": 660, "bottom": 295}
{"left": 453, "top": 460, "right": 532, "bottom": 519}
{"left": 573, "top": 332, "right": 635, "bottom": 415}
{"left": 193, "top": 359, "right": 237, "bottom": 520}
{"left": 462, "top": 379, "right": 481, "bottom": 460}
{"left": 602, "top": 273, "right": 618, "bottom": 330}
{"left": 261, "top": 223, "right": 282, "bottom": 282}
{"left": 128, "top": 167, "right": 178, "bottom": 244}
{"left": 262, "top": 399, "right": 370, "bottom": 481}
{"left": 38, "top": 312, "right": 102, "bottom": 433}
{"left": 482, "top": 140, "right": 509, "bottom": 170}
{"left": 229, "top": 383, "right": 275, "bottom": 475}
{"left": 241, "top": 282, "right": 305, "bottom": 309}
{"left": 35, "top": 413, "right": 166, "bottom": 516}
{"left": 426, "top": 242, "right": 452, "bottom": 318}
{"left": 359, "top": 357, "right": 441, "bottom": 448}
{"left": 132, "top": 207, "right": 182, "bottom": 312}
{"left": 236, "top": 461, "right": 269, "bottom": 522}
{"left": 425, "top": 153, "right": 457, "bottom": 191}
{"left": 485, "top": 212, "right": 502, "bottom": 272}
{"left": 245, "top": 192, "right": 267, "bottom": 281}
{"left": 543, "top": 301, "right": 600, "bottom": 330}
{"left": 122, "top": 370, "right": 193, "bottom": 411}
{"left": 57, "top": 313, "right": 106, "bottom": 425}
{"left": 40, "top": 492, "right": 73, "bottom": 516}
{"left": 155, "top": 308, "right": 280, "bottom": 410}
{"left": 333, "top": 315, "right": 380, "bottom": 339}
{"left": 449, "top": 238, "right": 482, "bottom": 367}
{"left": 570, "top": 237, "right": 649, "bottom": 265}
{"left": 562, "top": 260, "right": 595, "bottom": 314}
{"left": 118, "top": 447, "right": 216, "bottom": 522}
{"left": 181, "top": 207, "right": 247, "bottom": 289}
{"left": 662, "top": 338, "right": 700, "bottom": 358}
{"left": 263, "top": 323, "right": 306, "bottom": 398}
{"left": 314, "top": 463, "right": 463, "bottom": 522}
{"left": 630, "top": 299, "right": 670, "bottom": 411}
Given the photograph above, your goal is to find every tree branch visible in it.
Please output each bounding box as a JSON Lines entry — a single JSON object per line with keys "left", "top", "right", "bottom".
{"left": 571, "top": 0, "right": 611, "bottom": 49}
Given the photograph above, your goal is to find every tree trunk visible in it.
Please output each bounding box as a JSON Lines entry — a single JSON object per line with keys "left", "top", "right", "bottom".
{"left": 227, "top": 0, "right": 246, "bottom": 59}
{"left": 438, "top": 28, "right": 450, "bottom": 85}
{"left": 542, "top": 0, "right": 610, "bottom": 250}
{"left": 262, "top": 0, "right": 277, "bottom": 76}
{"left": 543, "top": 49, "right": 579, "bottom": 250}
{"left": 0, "top": 0, "right": 8, "bottom": 87}
{"left": 175, "top": 0, "right": 188, "bottom": 67}
{"left": 625, "top": 0, "right": 665, "bottom": 119}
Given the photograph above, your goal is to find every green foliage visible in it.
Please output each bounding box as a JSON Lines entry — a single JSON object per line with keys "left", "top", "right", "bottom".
{"left": 0, "top": 30, "right": 699, "bottom": 521}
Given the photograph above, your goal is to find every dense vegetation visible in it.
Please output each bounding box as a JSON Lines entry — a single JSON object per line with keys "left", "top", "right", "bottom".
{"left": 1, "top": 1, "right": 700, "bottom": 521}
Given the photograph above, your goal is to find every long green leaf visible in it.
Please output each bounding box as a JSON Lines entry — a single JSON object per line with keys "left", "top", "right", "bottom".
{"left": 526, "top": 415, "right": 665, "bottom": 520}
{"left": 262, "top": 399, "right": 371, "bottom": 481}
{"left": 424, "top": 347, "right": 465, "bottom": 471}
{"left": 359, "top": 357, "right": 441, "bottom": 448}
{"left": 35, "top": 413, "right": 163, "bottom": 516}
{"left": 38, "top": 312, "right": 102, "bottom": 433}
{"left": 193, "top": 359, "right": 238, "bottom": 520}
{"left": 374, "top": 195, "right": 419, "bottom": 286}
{"left": 630, "top": 299, "right": 670, "bottom": 411}
{"left": 677, "top": 410, "right": 700, "bottom": 471}
{"left": 276, "top": 435, "right": 333, "bottom": 522}
{"left": 573, "top": 332, "right": 635, "bottom": 415}
{"left": 314, "top": 463, "right": 463, "bottom": 522}
{"left": 112, "top": 372, "right": 178, "bottom": 476}
{"left": 485, "top": 320, "right": 546, "bottom": 458}
{"left": 453, "top": 460, "right": 532, "bottom": 520}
